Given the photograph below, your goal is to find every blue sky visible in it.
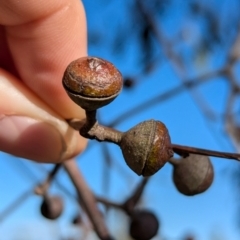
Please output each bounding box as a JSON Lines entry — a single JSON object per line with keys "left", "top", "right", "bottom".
{"left": 1, "top": 1, "right": 240, "bottom": 240}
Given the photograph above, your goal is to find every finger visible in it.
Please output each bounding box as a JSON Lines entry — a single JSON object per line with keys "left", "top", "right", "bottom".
{"left": 0, "top": 0, "right": 87, "bottom": 119}
{"left": 0, "top": 69, "right": 87, "bottom": 162}
{"left": 0, "top": 26, "right": 18, "bottom": 75}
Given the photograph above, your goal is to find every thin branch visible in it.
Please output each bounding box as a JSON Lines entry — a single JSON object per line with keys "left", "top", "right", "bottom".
{"left": 137, "top": 0, "right": 228, "bottom": 144}
{"left": 121, "top": 177, "right": 150, "bottom": 215}
{"left": 224, "top": 89, "right": 240, "bottom": 152}
{"left": 96, "top": 178, "right": 150, "bottom": 215}
{"left": 13, "top": 160, "right": 79, "bottom": 203}
{"left": 35, "top": 164, "right": 61, "bottom": 196}
{"left": 172, "top": 143, "right": 240, "bottom": 160}
{"left": 96, "top": 196, "right": 122, "bottom": 210}
{"left": 63, "top": 159, "right": 114, "bottom": 240}
{"left": 0, "top": 164, "right": 61, "bottom": 222}
{"left": 80, "top": 110, "right": 122, "bottom": 144}
{"left": 0, "top": 188, "right": 33, "bottom": 222}
{"left": 109, "top": 69, "right": 222, "bottom": 127}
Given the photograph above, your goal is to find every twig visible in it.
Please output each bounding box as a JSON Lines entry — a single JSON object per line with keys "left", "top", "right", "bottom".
{"left": 109, "top": 69, "right": 222, "bottom": 127}
{"left": 63, "top": 159, "right": 114, "bottom": 240}
{"left": 97, "top": 177, "right": 150, "bottom": 215}
{"left": 80, "top": 110, "right": 122, "bottom": 144}
{"left": 0, "top": 188, "right": 33, "bottom": 222}
{"left": 96, "top": 196, "right": 122, "bottom": 210}
{"left": 172, "top": 143, "right": 240, "bottom": 160}
{"left": 137, "top": 0, "right": 228, "bottom": 145}
{"left": 35, "top": 164, "right": 61, "bottom": 196}
{"left": 121, "top": 177, "right": 149, "bottom": 215}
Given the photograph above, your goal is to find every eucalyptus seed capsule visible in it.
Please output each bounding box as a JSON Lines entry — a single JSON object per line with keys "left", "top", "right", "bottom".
{"left": 129, "top": 210, "right": 159, "bottom": 240}
{"left": 40, "top": 195, "right": 63, "bottom": 220}
{"left": 120, "top": 120, "right": 173, "bottom": 176}
{"left": 62, "top": 57, "right": 123, "bottom": 110}
{"left": 172, "top": 154, "right": 214, "bottom": 196}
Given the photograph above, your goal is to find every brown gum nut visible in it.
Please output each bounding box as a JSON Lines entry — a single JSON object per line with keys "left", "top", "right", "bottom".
{"left": 62, "top": 57, "right": 123, "bottom": 110}
{"left": 40, "top": 195, "right": 63, "bottom": 220}
{"left": 173, "top": 154, "right": 214, "bottom": 196}
{"left": 120, "top": 120, "right": 173, "bottom": 177}
{"left": 129, "top": 210, "right": 159, "bottom": 240}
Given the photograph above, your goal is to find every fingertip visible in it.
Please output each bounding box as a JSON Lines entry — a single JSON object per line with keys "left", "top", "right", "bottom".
{"left": 0, "top": 115, "right": 64, "bottom": 162}
{"left": 62, "top": 131, "right": 88, "bottom": 161}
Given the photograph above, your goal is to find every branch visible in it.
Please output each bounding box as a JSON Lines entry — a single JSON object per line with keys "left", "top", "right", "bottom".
{"left": 121, "top": 177, "right": 150, "bottom": 215}
{"left": 0, "top": 188, "right": 33, "bottom": 222}
{"left": 109, "top": 69, "right": 222, "bottom": 127}
{"left": 35, "top": 164, "right": 61, "bottom": 196}
{"left": 97, "top": 177, "right": 150, "bottom": 215}
{"left": 172, "top": 143, "right": 240, "bottom": 160}
{"left": 63, "top": 159, "right": 114, "bottom": 240}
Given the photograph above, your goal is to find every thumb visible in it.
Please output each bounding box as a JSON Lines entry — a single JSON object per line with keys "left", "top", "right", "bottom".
{"left": 0, "top": 69, "right": 87, "bottom": 162}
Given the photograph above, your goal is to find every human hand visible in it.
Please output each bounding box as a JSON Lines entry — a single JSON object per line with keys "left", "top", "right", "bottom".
{"left": 0, "top": 0, "right": 88, "bottom": 162}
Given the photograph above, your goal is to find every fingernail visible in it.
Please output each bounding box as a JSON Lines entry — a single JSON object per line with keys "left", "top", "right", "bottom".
{"left": 0, "top": 115, "right": 65, "bottom": 162}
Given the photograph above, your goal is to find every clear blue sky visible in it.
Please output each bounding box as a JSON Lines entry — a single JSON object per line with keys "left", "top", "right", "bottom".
{"left": 1, "top": 1, "right": 240, "bottom": 240}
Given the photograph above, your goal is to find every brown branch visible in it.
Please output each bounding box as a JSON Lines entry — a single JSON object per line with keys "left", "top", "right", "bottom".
{"left": 172, "top": 143, "right": 240, "bottom": 161}
{"left": 63, "top": 159, "right": 114, "bottom": 240}
{"left": 96, "top": 196, "right": 122, "bottom": 210}
{"left": 121, "top": 177, "right": 150, "bottom": 215}
{"left": 224, "top": 89, "right": 240, "bottom": 152}
{"left": 35, "top": 164, "right": 61, "bottom": 196}
{"left": 0, "top": 188, "right": 33, "bottom": 222}
{"left": 97, "top": 177, "right": 150, "bottom": 215}
{"left": 80, "top": 110, "right": 122, "bottom": 144}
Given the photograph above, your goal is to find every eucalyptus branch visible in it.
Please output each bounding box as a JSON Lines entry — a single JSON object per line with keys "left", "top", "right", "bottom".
{"left": 35, "top": 164, "right": 61, "bottom": 196}
{"left": 80, "top": 110, "right": 122, "bottom": 144}
{"left": 96, "top": 196, "right": 123, "bottom": 210}
{"left": 69, "top": 113, "right": 240, "bottom": 163}
{"left": 0, "top": 188, "right": 33, "bottom": 222}
{"left": 121, "top": 177, "right": 150, "bottom": 215}
{"left": 108, "top": 69, "right": 222, "bottom": 127}
{"left": 96, "top": 177, "right": 150, "bottom": 215}
{"left": 172, "top": 144, "right": 240, "bottom": 161}
{"left": 63, "top": 159, "right": 114, "bottom": 240}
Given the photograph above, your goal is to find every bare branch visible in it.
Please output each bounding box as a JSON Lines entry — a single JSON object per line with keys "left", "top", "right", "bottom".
{"left": 172, "top": 143, "right": 240, "bottom": 160}
{"left": 63, "top": 159, "right": 114, "bottom": 240}
{"left": 35, "top": 164, "right": 61, "bottom": 196}
{"left": 109, "top": 68, "right": 222, "bottom": 127}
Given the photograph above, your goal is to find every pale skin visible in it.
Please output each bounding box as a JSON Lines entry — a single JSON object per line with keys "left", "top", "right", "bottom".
{"left": 0, "top": 0, "right": 88, "bottom": 162}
